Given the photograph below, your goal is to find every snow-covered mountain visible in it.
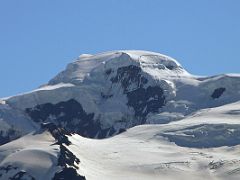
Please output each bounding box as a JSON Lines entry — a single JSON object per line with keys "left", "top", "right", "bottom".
{"left": 0, "top": 50, "right": 240, "bottom": 180}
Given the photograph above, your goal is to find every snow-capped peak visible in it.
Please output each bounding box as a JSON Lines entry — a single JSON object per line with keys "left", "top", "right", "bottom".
{"left": 1, "top": 50, "right": 240, "bottom": 180}
{"left": 48, "top": 50, "right": 189, "bottom": 86}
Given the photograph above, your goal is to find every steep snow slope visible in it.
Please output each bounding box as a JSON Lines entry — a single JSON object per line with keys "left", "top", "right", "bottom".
{"left": 0, "top": 101, "right": 239, "bottom": 180}
{"left": 68, "top": 101, "right": 240, "bottom": 180}
{"left": 48, "top": 50, "right": 188, "bottom": 85}
{"left": 0, "top": 103, "right": 37, "bottom": 145}
{"left": 0, "top": 131, "right": 58, "bottom": 179}
{"left": 0, "top": 124, "right": 86, "bottom": 180}
{"left": 1, "top": 50, "right": 240, "bottom": 140}
{"left": 0, "top": 50, "right": 240, "bottom": 180}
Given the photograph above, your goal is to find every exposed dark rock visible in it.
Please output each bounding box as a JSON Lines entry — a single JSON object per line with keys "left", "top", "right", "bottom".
{"left": 0, "top": 165, "right": 35, "bottom": 180}
{"left": 208, "top": 160, "right": 224, "bottom": 170}
{"left": 101, "top": 92, "right": 113, "bottom": 99}
{"left": 127, "top": 86, "right": 165, "bottom": 118}
{"left": 96, "top": 127, "right": 115, "bottom": 138}
{"left": 58, "top": 144, "right": 80, "bottom": 169}
{"left": 51, "top": 123, "right": 86, "bottom": 180}
{"left": 43, "top": 122, "right": 86, "bottom": 179}
{"left": 0, "top": 128, "right": 20, "bottom": 146}
{"left": 110, "top": 65, "right": 165, "bottom": 120}
{"left": 108, "top": 127, "right": 117, "bottom": 136}
{"left": 41, "top": 122, "right": 71, "bottom": 145}
{"left": 0, "top": 165, "right": 18, "bottom": 174}
{"left": 26, "top": 99, "right": 103, "bottom": 138}
{"left": 26, "top": 66, "right": 166, "bottom": 139}
{"left": 211, "top": 87, "right": 226, "bottom": 99}
{"left": 105, "top": 68, "right": 113, "bottom": 75}
{"left": 26, "top": 99, "right": 120, "bottom": 139}
{"left": 0, "top": 131, "right": 11, "bottom": 146}
{"left": 165, "top": 65, "right": 175, "bottom": 70}
{"left": 118, "top": 128, "right": 126, "bottom": 134}
{"left": 53, "top": 168, "right": 86, "bottom": 180}
{"left": 25, "top": 99, "right": 94, "bottom": 125}
{"left": 10, "top": 170, "right": 35, "bottom": 180}
{"left": 111, "top": 65, "right": 148, "bottom": 93}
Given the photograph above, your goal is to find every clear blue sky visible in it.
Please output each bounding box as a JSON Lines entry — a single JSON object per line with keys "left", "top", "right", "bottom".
{"left": 0, "top": 0, "right": 240, "bottom": 97}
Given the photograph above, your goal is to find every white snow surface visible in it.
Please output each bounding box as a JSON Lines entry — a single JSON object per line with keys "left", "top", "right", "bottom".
{"left": 2, "top": 50, "right": 240, "bottom": 130}
{"left": 68, "top": 101, "right": 240, "bottom": 180}
{"left": 48, "top": 50, "right": 188, "bottom": 85}
{"left": 0, "top": 131, "right": 59, "bottom": 180}
{"left": 0, "top": 101, "right": 240, "bottom": 179}
{"left": 0, "top": 50, "right": 240, "bottom": 179}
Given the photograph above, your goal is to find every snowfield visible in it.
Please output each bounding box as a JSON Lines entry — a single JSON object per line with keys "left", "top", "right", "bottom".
{"left": 0, "top": 50, "right": 240, "bottom": 179}
{"left": 0, "top": 131, "right": 59, "bottom": 180}
{"left": 68, "top": 101, "right": 240, "bottom": 180}
{"left": 1, "top": 102, "right": 240, "bottom": 180}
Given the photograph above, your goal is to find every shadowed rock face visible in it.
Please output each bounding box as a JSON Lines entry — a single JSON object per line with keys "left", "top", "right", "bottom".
{"left": 58, "top": 144, "right": 80, "bottom": 168}
{"left": 26, "top": 99, "right": 118, "bottom": 139}
{"left": 26, "top": 65, "right": 166, "bottom": 139}
{"left": 0, "top": 129, "right": 19, "bottom": 146}
{"left": 111, "top": 65, "right": 148, "bottom": 93}
{"left": 52, "top": 125, "right": 86, "bottom": 180}
{"left": 111, "top": 65, "right": 166, "bottom": 120}
{"left": 0, "top": 165, "right": 35, "bottom": 180}
{"left": 127, "top": 86, "right": 165, "bottom": 118}
{"left": 53, "top": 144, "right": 86, "bottom": 180}
{"left": 25, "top": 65, "right": 166, "bottom": 139}
{"left": 10, "top": 171, "right": 35, "bottom": 180}
{"left": 41, "top": 122, "right": 71, "bottom": 145}
{"left": 40, "top": 122, "right": 86, "bottom": 180}
{"left": 25, "top": 99, "right": 94, "bottom": 125}
{"left": 161, "top": 124, "right": 240, "bottom": 148}
{"left": 211, "top": 87, "right": 226, "bottom": 99}
{"left": 53, "top": 168, "right": 85, "bottom": 180}
{"left": 26, "top": 99, "right": 99, "bottom": 138}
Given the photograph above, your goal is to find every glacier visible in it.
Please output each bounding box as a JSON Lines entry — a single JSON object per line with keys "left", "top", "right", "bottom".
{"left": 0, "top": 50, "right": 240, "bottom": 180}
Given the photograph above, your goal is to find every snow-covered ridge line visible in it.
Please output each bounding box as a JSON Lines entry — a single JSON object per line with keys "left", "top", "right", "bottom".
{"left": 48, "top": 50, "right": 189, "bottom": 86}
{"left": 0, "top": 50, "right": 240, "bottom": 180}
{"left": 1, "top": 83, "right": 74, "bottom": 101}
{"left": 1, "top": 50, "right": 240, "bottom": 141}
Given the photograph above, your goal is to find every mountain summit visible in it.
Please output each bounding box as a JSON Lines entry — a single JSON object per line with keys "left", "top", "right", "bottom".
{"left": 48, "top": 50, "right": 189, "bottom": 85}
{"left": 0, "top": 50, "right": 240, "bottom": 180}
{"left": 3, "top": 50, "right": 240, "bottom": 139}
